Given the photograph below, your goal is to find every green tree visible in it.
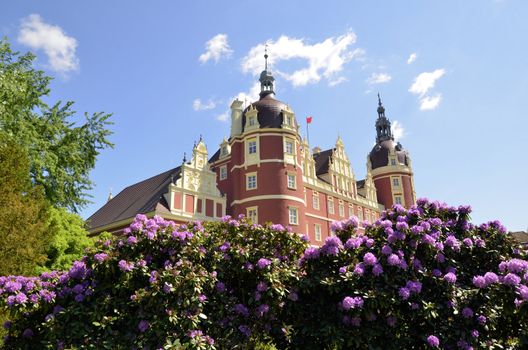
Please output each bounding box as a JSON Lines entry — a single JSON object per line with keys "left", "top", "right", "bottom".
{"left": 0, "top": 132, "right": 51, "bottom": 276}
{"left": 0, "top": 38, "right": 113, "bottom": 213}
{"left": 38, "top": 207, "right": 95, "bottom": 273}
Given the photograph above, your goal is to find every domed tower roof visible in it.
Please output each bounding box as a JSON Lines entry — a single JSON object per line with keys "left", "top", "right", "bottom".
{"left": 242, "top": 45, "right": 292, "bottom": 130}
{"left": 242, "top": 94, "right": 289, "bottom": 129}
{"left": 369, "top": 94, "right": 410, "bottom": 170}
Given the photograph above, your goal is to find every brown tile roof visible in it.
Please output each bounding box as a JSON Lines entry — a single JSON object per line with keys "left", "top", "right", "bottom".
{"left": 86, "top": 166, "right": 181, "bottom": 233}
{"left": 511, "top": 231, "right": 528, "bottom": 243}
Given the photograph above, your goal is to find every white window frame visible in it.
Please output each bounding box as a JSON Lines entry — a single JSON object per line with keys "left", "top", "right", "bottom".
{"left": 248, "top": 139, "right": 257, "bottom": 154}
{"left": 219, "top": 165, "right": 227, "bottom": 180}
{"left": 287, "top": 173, "right": 296, "bottom": 189}
{"left": 246, "top": 173, "right": 257, "bottom": 190}
{"left": 338, "top": 202, "right": 345, "bottom": 218}
{"left": 248, "top": 116, "right": 256, "bottom": 127}
{"left": 285, "top": 140, "right": 294, "bottom": 155}
{"left": 246, "top": 206, "right": 258, "bottom": 223}
{"left": 392, "top": 177, "right": 400, "bottom": 188}
{"left": 395, "top": 196, "right": 402, "bottom": 205}
{"left": 348, "top": 205, "right": 354, "bottom": 218}
{"left": 312, "top": 192, "right": 320, "bottom": 210}
{"left": 328, "top": 198, "right": 335, "bottom": 215}
{"left": 314, "top": 224, "right": 322, "bottom": 242}
{"left": 288, "top": 207, "right": 299, "bottom": 225}
{"left": 357, "top": 207, "right": 363, "bottom": 223}
{"left": 390, "top": 158, "right": 397, "bottom": 166}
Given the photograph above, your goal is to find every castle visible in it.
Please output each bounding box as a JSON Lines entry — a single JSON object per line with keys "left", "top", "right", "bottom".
{"left": 87, "top": 55, "right": 416, "bottom": 245}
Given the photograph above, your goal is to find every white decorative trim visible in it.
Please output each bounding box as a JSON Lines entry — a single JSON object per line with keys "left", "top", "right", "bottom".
{"left": 231, "top": 194, "right": 305, "bottom": 206}
{"left": 305, "top": 212, "right": 334, "bottom": 222}
{"left": 230, "top": 158, "right": 304, "bottom": 172}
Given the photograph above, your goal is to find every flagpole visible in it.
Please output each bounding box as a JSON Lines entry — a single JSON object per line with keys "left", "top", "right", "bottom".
{"left": 306, "top": 119, "right": 310, "bottom": 147}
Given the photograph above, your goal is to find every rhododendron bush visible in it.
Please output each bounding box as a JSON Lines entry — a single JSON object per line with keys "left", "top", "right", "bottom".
{"left": 1, "top": 199, "right": 527, "bottom": 349}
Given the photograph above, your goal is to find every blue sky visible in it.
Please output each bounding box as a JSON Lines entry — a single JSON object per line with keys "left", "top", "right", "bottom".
{"left": 2, "top": 1, "right": 527, "bottom": 231}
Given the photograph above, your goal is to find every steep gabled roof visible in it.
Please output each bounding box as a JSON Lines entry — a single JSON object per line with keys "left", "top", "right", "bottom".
{"left": 208, "top": 148, "right": 221, "bottom": 163}
{"left": 87, "top": 166, "right": 181, "bottom": 232}
{"left": 356, "top": 179, "right": 366, "bottom": 189}
{"left": 313, "top": 148, "right": 334, "bottom": 176}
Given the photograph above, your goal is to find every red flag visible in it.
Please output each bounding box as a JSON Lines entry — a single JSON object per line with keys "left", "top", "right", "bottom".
{"left": 306, "top": 116, "right": 313, "bottom": 124}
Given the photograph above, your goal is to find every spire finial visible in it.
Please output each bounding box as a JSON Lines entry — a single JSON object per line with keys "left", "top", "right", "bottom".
{"left": 259, "top": 43, "right": 275, "bottom": 98}
{"left": 264, "top": 43, "right": 268, "bottom": 70}
{"left": 183, "top": 152, "right": 187, "bottom": 163}
{"left": 375, "top": 94, "right": 393, "bottom": 143}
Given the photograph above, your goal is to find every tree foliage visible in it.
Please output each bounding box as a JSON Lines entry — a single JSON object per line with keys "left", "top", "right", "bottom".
{"left": 0, "top": 39, "right": 113, "bottom": 212}
{"left": 1, "top": 201, "right": 527, "bottom": 349}
{"left": 37, "top": 207, "right": 95, "bottom": 273}
{"left": 0, "top": 133, "right": 51, "bottom": 277}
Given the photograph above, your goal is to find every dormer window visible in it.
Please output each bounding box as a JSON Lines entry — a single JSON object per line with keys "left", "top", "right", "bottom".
{"left": 221, "top": 146, "right": 228, "bottom": 156}
{"left": 286, "top": 115, "right": 293, "bottom": 126}
{"left": 390, "top": 158, "right": 397, "bottom": 166}
{"left": 249, "top": 116, "right": 256, "bottom": 126}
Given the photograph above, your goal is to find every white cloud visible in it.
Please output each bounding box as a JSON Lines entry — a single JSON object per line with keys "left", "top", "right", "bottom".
{"left": 392, "top": 120, "right": 405, "bottom": 142}
{"left": 407, "top": 53, "right": 417, "bottom": 64}
{"left": 241, "top": 32, "right": 362, "bottom": 87}
{"left": 409, "top": 69, "right": 445, "bottom": 97}
{"left": 366, "top": 72, "right": 391, "bottom": 85}
{"left": 215, "top": 82, "right": 261, "bottom": 123}
{"left": 193, "top": 98, "right": 217, "bottom": 111}
{"left": 234, "top": 82, "right": 261, "bottom": 105}
{"left": 18, "top": 14, "right": 79, "bottom": 73}
{"left": 328, "top": 76, "right": 347, "bottom": 87}
{"left": 199, "top": 34, "right": 233, "bottom": 63}
{"left": 419, "top": 94, "right": 442, "bottom": 110}
{"left": 216, "top": 112, "right": 229, "bottom": 122}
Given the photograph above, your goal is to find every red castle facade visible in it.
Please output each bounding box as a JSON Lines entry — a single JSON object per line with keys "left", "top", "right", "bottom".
{"left": 87, "top": 60, "right": 416, "bottom": 245}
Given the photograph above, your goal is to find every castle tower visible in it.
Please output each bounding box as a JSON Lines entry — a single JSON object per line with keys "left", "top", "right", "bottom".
{"left": 215, "top": 49, "right": 306, "bottom": 229}
{"left": 368, "top": 95, "right": 416, "bottom": 209}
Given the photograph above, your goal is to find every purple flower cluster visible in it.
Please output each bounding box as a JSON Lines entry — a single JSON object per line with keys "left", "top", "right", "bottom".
{"left": 118, "top": 260, "right": 134, "bottom": 272}
{"left": 363, "top": 252, "right": 377, "bottom": 266}
{"left": 427, "top": 335, "right": 440, "bottom": 347}
{"left": 321, "top": 236, "right": 343, "bottom": 256}
{"left": 256, "top": 258, "right": 272, "bottom": 269}
{"left": 342, "top": 296, "right": 364, "bottom": 310}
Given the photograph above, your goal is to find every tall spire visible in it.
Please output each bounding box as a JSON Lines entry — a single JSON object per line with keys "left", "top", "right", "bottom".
{"left": 259, "top": 43, "right": 275, "bottom": 98}
{"left": 375, "top": 93, "right": 393, "bottom": 143}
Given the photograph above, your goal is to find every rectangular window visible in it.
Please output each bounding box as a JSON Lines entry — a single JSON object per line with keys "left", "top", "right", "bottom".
{"left": 288, "top": 207, "right": 298, "bottom": 225}
{"left": 328, "top": 198, "right": 335, "bottom": 215}
{"left": 392, "top": 178, "right": 400, "bottom": 187}
{"left": 287, "top": 174, "right": 296, "bottom": 189}
{"left": 314, "top": 224, "right": 322, "bottom": 242}
{"left": 395, "top": 196, "right": 402, "bottom": 205}
{"left": 285, "top": 140, "right": 294, "bottom": 154}
{"left": 366, "top": 211, "right": 371, "bottom": 223}
{"left": 249, "top": 116, "right": 256, "bottom": 126}
{"left": 339, "top": 203, "right": 345, "bottom": 217}
{"left": 312, "top": 192, "right": 320, "bottom": 210}
{"left": 391, "top": 158, "right": 397, "bottom": 166}
{"left": 357, "top": 207, "right": 363, "bottom": 223}
{"left": 246, "top": 174, "right": 257, "bottom": 190}
{"left": 349, "top": 205, "right": 354, "bottom": 218}
{"left": 220, "top": 165, "right": 227, "bottom": 180}
{"left": 248, "top": 139, "right": 257, "bottom": 154}
{"left": 247, "top": 207, "right": 258, "bottom": 223}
